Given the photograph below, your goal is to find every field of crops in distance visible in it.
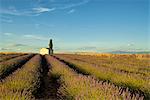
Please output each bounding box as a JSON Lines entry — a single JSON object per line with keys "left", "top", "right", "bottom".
{"left": 0, "top": 53, "right": 149, "bottom": 100}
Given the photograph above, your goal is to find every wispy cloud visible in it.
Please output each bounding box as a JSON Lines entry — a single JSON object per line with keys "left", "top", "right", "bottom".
{"left": 10, "top": 43, "right": 28, "bottom": 47}
{"left": 0, "top": 7, "right": 23, "bottom": 16}
{"left": 0, "top": 48, "right": 12, "bottom": 51}
{"left": 3, "top": 33, "right": 14, "bottom": 36}
{"left": 0, "top": 6, "right": 55, "bottom": 16}
{"left": 16, "top": 48, "right": 21, "bottom": 51}
{"left": 32, "top": 7, "right": 56, "bottom": 13}
{"left": 23, "top": 34, "right": 48, "bottom": 40}
{"left": 1, "top": 19, "right": 13, "bottom": 23}
{"left": 34, "top": 23, "right": 54, "bottom": 29}
{"left": 77, "top": 46, "right": 97, "bottom": 51}
{"left": 0, "top": 0, "right": 90, "bottom": 16}
{"left": 67, "top": 9, "right": 76, "bottom": 14}
{"left": 127, "top": 43, "right": 134, "bottom": 46}
{"left": 0, "top": 15, "right": 13, "bottom": 23}
{"left": 58, "top": 0, "right": 90, "bottom": 9}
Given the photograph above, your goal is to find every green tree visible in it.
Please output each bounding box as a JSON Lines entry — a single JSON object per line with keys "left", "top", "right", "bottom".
{"left": 49, "top": 39, "right": 53, "bottom": 54}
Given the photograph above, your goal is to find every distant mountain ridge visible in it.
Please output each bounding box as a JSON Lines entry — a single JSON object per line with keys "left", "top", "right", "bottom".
{"left": 108, "top": 50, "right": 150, "bottom": 54}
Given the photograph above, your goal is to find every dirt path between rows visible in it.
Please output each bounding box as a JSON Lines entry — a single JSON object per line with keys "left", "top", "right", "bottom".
{"left": 35, "top": 55, "right": 60, "bottom": 100}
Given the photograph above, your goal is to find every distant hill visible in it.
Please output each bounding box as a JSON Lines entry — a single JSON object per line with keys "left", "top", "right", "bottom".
{"left": 108, "top": 51, "right": 150, "bottom": 54}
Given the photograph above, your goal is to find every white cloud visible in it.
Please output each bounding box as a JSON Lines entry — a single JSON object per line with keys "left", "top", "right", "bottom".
{"left": 0, "top": 48, "right": 12, "bottom": 51}
{"left": 0, "top": 0, "right": 90, "bottom": 16}
{"left": 0, "top": 15, "right": 13, "bottom": 23}
{"left": 1, "top": 19, "right": 13, "bottom": 23}
{"left": 10, "top": 43, "right": 27, "bottom": 47}
{"left": 3, "top": 33, "right": 13, "bottom": 36}
{"left": 67, "top": 9, "right": 75, "bottom": 14}
{"left": 0, "top": 7, "right": 21, "bottom": 16}
{"left": 23, "top": 34, "right": 48, "bottom": 40}
{"left": 16, "top": 48, "right": 21, "bottom": 51}
{"left": 0, "top": 6, "right": 55, "bottom": 16}
{"left": 77, "top": 46, "right": 97, "bottom": 50}
{"left": 58, "top": 0, "right": 90, "bottom": 9}
{"left": 33, "top": 7, "right": 56, "bottom": 13}
{"left": 35, "top": 23, "right": 54, "bottom": 28}
{"left": 127, "top": 43, "right": 134, "bottom": 46}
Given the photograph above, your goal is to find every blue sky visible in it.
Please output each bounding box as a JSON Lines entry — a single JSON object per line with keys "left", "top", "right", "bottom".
{"left": 0, "top": 0, "right": 149, "bottom": 53}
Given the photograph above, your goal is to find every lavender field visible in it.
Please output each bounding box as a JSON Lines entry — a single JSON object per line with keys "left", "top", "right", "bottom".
{"left": 0, "top": 53, "right": 149, "bottom": 100}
